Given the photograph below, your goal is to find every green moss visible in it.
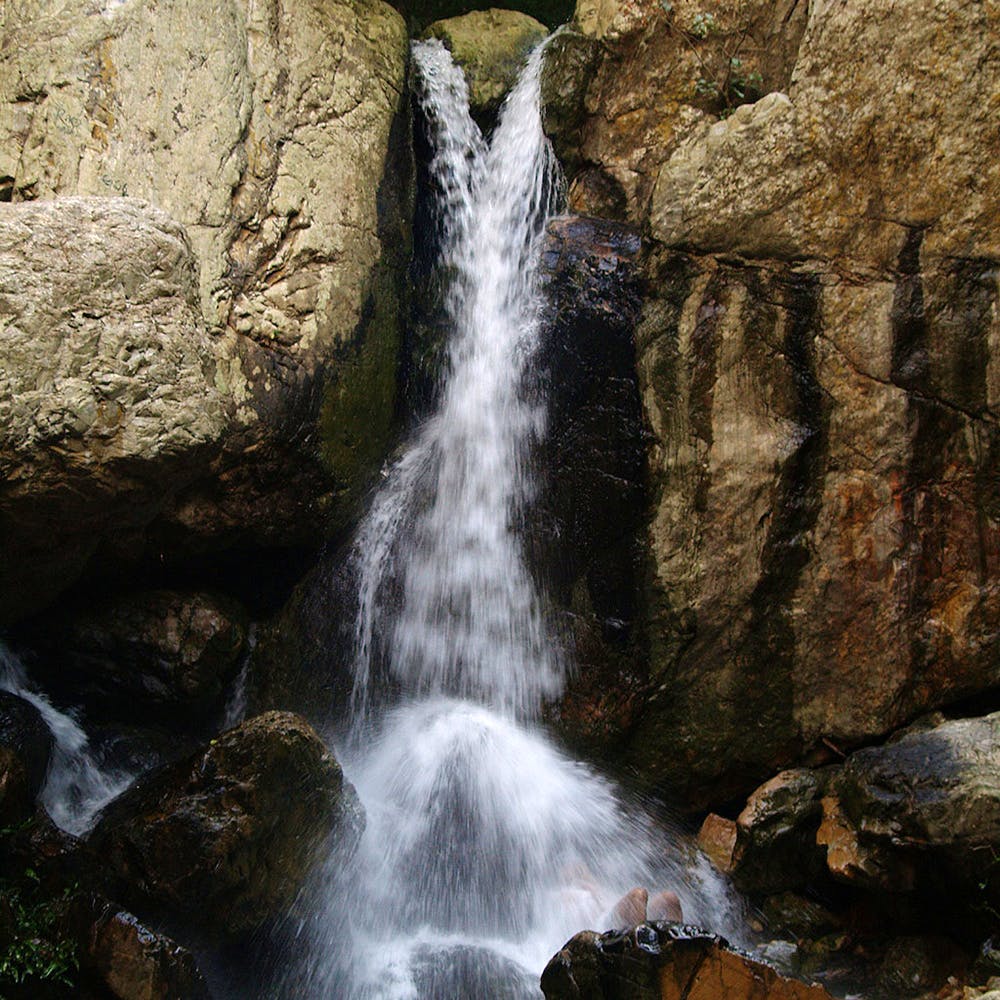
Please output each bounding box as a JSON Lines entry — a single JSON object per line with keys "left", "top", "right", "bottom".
{"left": 318, "top": 261, "right": 403, "bottom": 534}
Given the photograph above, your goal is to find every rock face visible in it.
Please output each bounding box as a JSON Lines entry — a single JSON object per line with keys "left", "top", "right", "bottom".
{"left": 423, "top": 9, "right": 548, "bottom": 121}
{"left": 534, "top": 216, "right": 649, "bottom": 755}
{"left": 0, "top": 691, "right": 53, "bottom": 826}
{"left": 542, "top": 0, "right": 1000, "bottom": 805}
{"left": 0, "top": 0, "right": 411, "bottom": 623}
{"left": 25, "top": 590, "right": 248, "bottom": 718}
{"left": 90, "top": 711, "right": 363, "bottom": 940}
{"left": 541, "top": 924, "right": 834, "bottom": 1000}
{"left": 827, "top": 712, "right": 1000, "bottom": 905}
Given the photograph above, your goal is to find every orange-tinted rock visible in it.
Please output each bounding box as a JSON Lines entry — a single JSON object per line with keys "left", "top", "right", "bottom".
{"left": 611, "top": 887, "right": 648, "bottom": 927}
{"left": 698, "top": 814, "right": 737, "bottom": 874}
{"left": 648, "top": 890, "right": 683, "bottom": 923}
{"left": 541, "top": 923, "right": 834, "bottom": 1000}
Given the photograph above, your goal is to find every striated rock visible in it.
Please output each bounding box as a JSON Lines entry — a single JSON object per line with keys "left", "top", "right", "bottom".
{"left": 534, "top": 216, "right": 649, "bottom": 755}
{"left": 26, "top": 590, "right": 248, "bottom": 718}
{"left": 90, "top": 711, "right": 363, "bottom": 940}
{"left": 0, "top": 691, "right": 53, "bottom": 827}
{"left": 0, "top": 0, "right": 411, "bottom": 622}
{"left": 541, "top": 0, "right": 1000, "bottom": 808}
{"left": 424, "top": 9, "right": 549, "bottom": 121}
{"left": 541, "top": 923, "right": 834, "bottom": 999}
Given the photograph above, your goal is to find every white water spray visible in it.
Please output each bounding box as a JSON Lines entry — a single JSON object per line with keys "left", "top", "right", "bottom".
{"left": 287, "top": 39, "right": 741, "bottom": 998}
{"left": 0, "top": 641, "right": 131, "bottom": 836}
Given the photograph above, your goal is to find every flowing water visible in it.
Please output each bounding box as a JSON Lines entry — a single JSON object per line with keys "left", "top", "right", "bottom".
{"left": 0, "top": 640, "right": 132, "bottom": 836}
{"left": 280, "top": 39, "right": 743, "bottom": 999}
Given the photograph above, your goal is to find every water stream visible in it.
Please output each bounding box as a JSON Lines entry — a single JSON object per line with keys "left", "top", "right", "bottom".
{"left": 280, "top": 39, "right": 742, "bottom": 999}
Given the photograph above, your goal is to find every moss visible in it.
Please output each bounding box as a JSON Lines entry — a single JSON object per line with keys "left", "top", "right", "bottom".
{"left": 318, "top": 261, "right": 403, "bottom": 535}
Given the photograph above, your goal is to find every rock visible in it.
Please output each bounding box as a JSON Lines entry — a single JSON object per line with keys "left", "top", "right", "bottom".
{"left": 730, "top": 770, "right": 828, "bottom": 894}
{"left": 539, "top": 0, "right": 1000, "bottom": 809}
{"left": 82, "top": 898, "right": 209, "bottom": 1000}
{"left": 0, "top": 691, "right": 53, "bottom": 827}
{"left": 824, "top": 712, "right": 1000, "bottom": 904}
{"left": 0, "top": 0, "right": 411, "bottom": 622}
{"left": 697, "top": 814, "right": 737, "bottom": 874}
{"left": 876, "top": 935, "right": 967, "bottom": 998}
{"left": 534, "top": 216, "right": 649, "bottom": 756}
{"left": 760, "top": 893, "right": 840, "bottom": 942}
{"left": 90, "top": 711, "right": 363, "bottom": 940}
{"left": 423, "top": 9, "right": 549, "bottom": 122}
{"left": 0, "top": 198, "right": 227, "bottom": 623}
{"left": 25, "top": 590, "right": 248, "bottom": 719}
{"left": 541, "top": 923, "right": 835, "bottom": 999}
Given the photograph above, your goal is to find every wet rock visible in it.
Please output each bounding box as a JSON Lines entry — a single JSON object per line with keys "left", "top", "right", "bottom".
{"left": 27, "top": 590, "right": 248, "bottom": 719}
{"left": 82, "top": 898, "right": 209, "bottom": 1000}
{"left": 760, "top": 894, "right": 841, "bottom": 942}
{"left": 541, "top": 923, "right": 835, "bottom": 999}
{"left": 824, "top": 712, "right": 1000, "bottom": 903}
{"left": 730, "top": 770, "right": 829, "bottom": 895}
{"left": 423, "top": 9, "right": 549, "bottom": 123}
{"left": 876, "top": 935, "right": 967, "bottom": 998}
{"left": 697, "top": 814, "right": 737, "bottom": 874}
{"left": 0, "top": 691, "right": 53, "bottom": 826}
{"left": 534, "top": 216, "right": 649, "bottom": 756}
{"left": 648, "top": 890, "right": 683, "bottom": 923}
{"left": 90, "top": 712, "right": 363, "bottom": 940}
{"left": 0, "top": 0, "right": 411, "bottom": 622}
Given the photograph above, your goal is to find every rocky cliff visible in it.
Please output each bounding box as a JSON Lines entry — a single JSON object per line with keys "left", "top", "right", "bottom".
{"left": 543, "top": 0, "right": 1000, "bottom": 806}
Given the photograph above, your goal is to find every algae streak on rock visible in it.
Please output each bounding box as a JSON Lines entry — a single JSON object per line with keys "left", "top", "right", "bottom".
{"left": 541, "top": 0, "right": 1000, "bottom": 807}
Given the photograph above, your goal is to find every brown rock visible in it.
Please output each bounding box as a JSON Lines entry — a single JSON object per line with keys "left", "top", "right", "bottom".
{"left": 648, "top": 890, "right": 683, "bottom": 923}
{"left": 697, "top": 814, "right": 737, "bottom": 874}
{"left": 90, "top": 711, "right": 363, "bottom": 940}
{"left": 541, "top": 924, "right": 835, "bottom": 1000}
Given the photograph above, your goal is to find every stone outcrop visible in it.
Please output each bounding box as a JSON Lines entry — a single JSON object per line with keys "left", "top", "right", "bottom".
{"left": 423, "top": 9, "right": 548, "bottom": 121}
{"left": 0, "top": 691, "right": 53, "bottom": 826}
{"left": 542, "top": 0, "right": 1000, "bottom": 806}
{"left": 0, "top": 0, "right": 411, "bottom": 623}
{"left": 541, "top": 924, "right": 834, "bottom": 1000}
{"left": 24, "top": 589, "right": 248, "bottom": 718}
{"left": 89, "top": 711, "right": 363, "bottom": 940}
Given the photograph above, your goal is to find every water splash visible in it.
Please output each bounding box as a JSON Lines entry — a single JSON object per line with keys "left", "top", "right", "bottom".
{"left": 0, "top": 641, "right": 131, "bottom": 836}
{"left": 284, "top": 39, "right": 743, "bottom": 998}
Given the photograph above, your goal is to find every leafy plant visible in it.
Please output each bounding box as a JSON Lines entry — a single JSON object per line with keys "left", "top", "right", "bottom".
{"left": 688, "top": 11, "right": 719, "bottom": 38}
{"left": 0, "top": 875, "right": 78, "bottom": 990}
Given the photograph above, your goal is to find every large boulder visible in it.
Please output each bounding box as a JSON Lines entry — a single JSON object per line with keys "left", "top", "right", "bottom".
{"left": 23, "top": 590, "right": 248, "bottom": 719}
{"left": 0, "top": 0, "right": 411, "bottom": 622}
{"left": 423, "top": 9, "right": 548, "bottom": 121}
{"left": 90, "top": 711, "right": 363, "bottom": 940}
{"left": 541, "top": 0, "right": 1000, "bottom": 806}
{"left": 541, "top": 923, "right": 834, "bottom": 1000}
{"left": 0, "top": 691, "right": 53, "bottom": 826}
{"left": 824, "top": 712, "right": 1000, "bottom": 907}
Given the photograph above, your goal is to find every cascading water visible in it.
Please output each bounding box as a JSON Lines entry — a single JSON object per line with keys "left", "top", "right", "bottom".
{"left": 0, "top": 641, "right": 132, "bottom": 836}
{"left": 282, "top": 38, "right": 742, "bottom": 999}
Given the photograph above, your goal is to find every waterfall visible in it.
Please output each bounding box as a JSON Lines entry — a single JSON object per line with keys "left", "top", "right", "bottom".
{"left": 282, "top": 38, "right": 742, "bottom": 999}
{"left": 0, "top": 641, "right": 132, "bottom": 836}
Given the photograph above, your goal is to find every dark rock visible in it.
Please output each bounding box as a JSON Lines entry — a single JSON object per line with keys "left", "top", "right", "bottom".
{"left": 0, "top": 690, "right": 53, "bottom": 826}
{"left": 25, "top": 590, "right": 248, "bottom": 720}
{"left": 540, "top": 923, "right": 835, "bottom": 999}
{"left": 90, "top": 711, "right": 363, "bottom": 941}
{"left": 760, "top": 893, "right": 841, "bottom": 942}
{"left": 533, "top": 215, "right": 649, "bottom": 755}
{"left": 81, "top": 897, "right": 210, "bottom": 1000}
{"left": 730, "top": 769, "right": 830, "bottom": 895}
{"left": 412, "top": 944, "right": 537, "bottom": 999}
{"left": 876, "top": 934, "right": 967, "bottom": 998}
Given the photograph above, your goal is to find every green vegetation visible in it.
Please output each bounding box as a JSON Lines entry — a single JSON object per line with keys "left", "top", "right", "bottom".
{"left": 0, "top": 873, "right": 78, "bottom": 992}
{"left": 399, "top": 0, "right": 574, "bottom": 32}
{"left": 696, "top": 56, "right": 764, "bottom": 114}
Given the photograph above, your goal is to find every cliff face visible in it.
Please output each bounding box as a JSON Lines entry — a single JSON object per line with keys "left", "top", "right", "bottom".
{"left": 544, "top": 0, "right": 1000, "bottom": 804}
{"left": 0, "top": 0, "right": 411, "bottom": 621}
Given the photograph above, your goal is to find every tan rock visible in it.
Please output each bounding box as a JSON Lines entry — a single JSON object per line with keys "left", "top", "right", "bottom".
{"left": 424, "top": 9, "right": 548, "bottom": 119}
{"left": 611, "top": 886, "right": 648, "bottom": 926}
